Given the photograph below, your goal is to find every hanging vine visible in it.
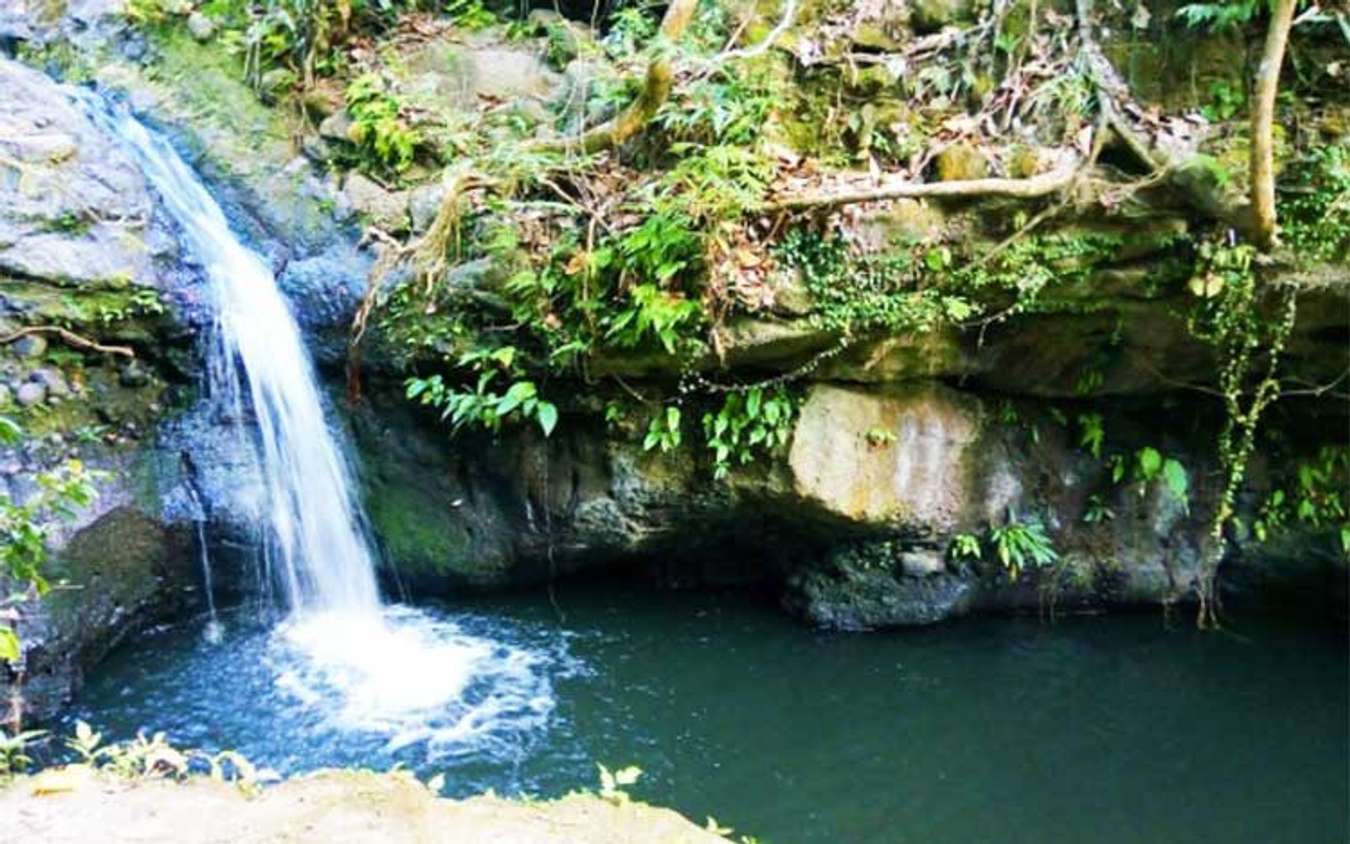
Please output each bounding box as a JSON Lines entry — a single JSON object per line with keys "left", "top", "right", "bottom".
{"left": 1185, "top": 239, "right": 1300, "bottom": 628}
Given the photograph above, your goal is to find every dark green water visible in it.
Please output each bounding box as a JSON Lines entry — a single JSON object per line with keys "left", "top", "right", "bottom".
{"left": 66, "top": 584, "right": 1349, "bottom": 843}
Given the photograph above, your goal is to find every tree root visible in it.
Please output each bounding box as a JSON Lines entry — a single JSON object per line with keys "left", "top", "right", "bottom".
{"left": 0, "top": 326, "right": 134, "bottom": 358}
{"left": 527, "top": 0, "right": 699, "bottom": 156}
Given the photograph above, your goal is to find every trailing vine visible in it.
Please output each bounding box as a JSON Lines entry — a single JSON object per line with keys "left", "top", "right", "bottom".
{"left": 1186, "top": 239, "right": 1300, "bottom": 627}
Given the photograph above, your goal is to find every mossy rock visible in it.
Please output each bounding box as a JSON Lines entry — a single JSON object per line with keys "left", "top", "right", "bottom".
{"left": 935, "top": 143, "right": 990, "bottom": 182}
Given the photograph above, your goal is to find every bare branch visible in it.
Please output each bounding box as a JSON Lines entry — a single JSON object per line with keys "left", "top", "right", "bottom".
{"left": 0, "top": 326, "right": 134, "bottom": 358}
{"left": 760, "top": 159, "right": 1080, "bottom": 212}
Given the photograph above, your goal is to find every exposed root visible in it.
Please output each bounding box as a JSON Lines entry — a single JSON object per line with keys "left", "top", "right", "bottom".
{"left": 1074, "top": 0, "right": 1251, "bottom": 232}
{"left": 761, "top": 158, "right": 1081, "bottom": 212}
{"left": 527, "top": 0, "right": 699, "bottom": 156}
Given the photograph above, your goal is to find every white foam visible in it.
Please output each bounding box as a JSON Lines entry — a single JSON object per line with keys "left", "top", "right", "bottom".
{"left": 265, "top": 605, "right": 559, "bottom": 762}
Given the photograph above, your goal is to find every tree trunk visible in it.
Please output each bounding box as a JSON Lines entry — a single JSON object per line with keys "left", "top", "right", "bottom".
{"left": 1250, "top": 0, "right": 1297, "bottom": 250}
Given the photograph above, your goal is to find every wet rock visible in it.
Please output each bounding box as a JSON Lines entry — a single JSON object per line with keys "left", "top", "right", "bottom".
{"left": 15, "top": 381, "right": 45, "bottom": 407}
{"left": 0, "top": 60, "right": 161, "bottom": 288}
{"left": 257, "top": 68, "right": 295, "bottom": 104}
{"left": 404, "top": 39, "right": 561, "bottom": 108}
{"left": 31, "top": 367, "right": 70, "bottom": 398}
{"left": 788, "top": 543, "right": 976, "bottom": 630}
{"left": 11, "top": 333, "right": 47, "bottom": 358}
{"left": 935, "top": 142, "right": 990, "bottom": 182}
{"left": 300, "top": 134, "right": 332, "bottom": 163}
{"left": 409, "top": 180, "right": 448, "bottom": 233}
{"left": 788, "top": 384, "right": 984, "bottom": 532}
{"left": 529, "top": 9, "right": 595, "bottom": 68}
{"left": 318, "top": 109, "right": 354, "bottom": 142}
{"left": 912, "top": 0, "right": 976, "bottom": 33}
{"left": 900, "top": 549, "right": 946, "bottom": 577}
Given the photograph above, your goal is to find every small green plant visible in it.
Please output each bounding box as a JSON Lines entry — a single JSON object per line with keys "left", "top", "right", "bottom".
{"left": 61, "top": 720, "right": 272, "bottom": 791}
{"left": 0, "top": 728, "right": 46, "bottom": 782}
{"left": 701, "top": 388, "right": 794, "bottom": 480}
{"left": 1077, "top": 413, "right": 1105, "bottom": 459}
{"left": 1252, "top": 446, "right": 1350, "bottom": 553}
{"left": 1201, "top": 80, "right": 1245, "bottom": 122}
{"left": 1083, "top": 494, "right": 1115, "bottom": 524}
{"left": 989, "top": 515, "right": 1059, "bottom": 581}
{"left": 344, "top": 73, "right": 420, "bottom": 177}
{"left": 605, "top": 284, "right": 703, "bottom": 355}
{"left": 596, "top": 763, "right": 642, "bottom": 804}
{"left": 1132, "top": 447, "right": 1190, "bottom": 511}
{"left": 865, "top": 427, "right": 896, "bottom": 448}
{"left": 643, "top": 405, "right": 683, "bottom": 453}
{"left": 445, "top": 0, "right": 498, "bottom": 30}
{"left": 95, "top": 288, "right": 165, "bottom": 325}
{"left": 1175, "top": 0, "right": 1262, "bottom": 31}
{"left": 405, "top": 345, "right": 559, "bottom": 437}
{"left": 949, "top": 532, "right": 983, "bottom": 561}
{"left": 2, "top": 418, "right": 100, "bottom": 663}
{"left": 123, "top": 0, "right": 173, "bottom": 26}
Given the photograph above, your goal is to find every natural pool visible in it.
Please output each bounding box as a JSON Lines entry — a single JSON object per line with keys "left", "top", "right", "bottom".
{"left": 65, "top": 583, "right": 1348, "bottom": 844}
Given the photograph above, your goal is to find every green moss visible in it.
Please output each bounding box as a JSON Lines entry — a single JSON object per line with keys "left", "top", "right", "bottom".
{"left": 365, "top": 480, "right": 471, "bottom": 577}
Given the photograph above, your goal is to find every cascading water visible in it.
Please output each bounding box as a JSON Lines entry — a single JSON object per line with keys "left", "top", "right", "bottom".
{"left": 81, "top": 103, "right": 379, "bottom": 615}
{"left": 78, "top": 92, "right": 564, "bottom": 765}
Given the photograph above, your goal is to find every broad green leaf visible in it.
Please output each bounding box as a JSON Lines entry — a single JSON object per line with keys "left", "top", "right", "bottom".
{"left": 536, "top": 402, "right": 558, "bottom": 437}
{"left": 496, "top": 381, "right": 536, "bottom": 417}
{"left": 1162, "top": 458, "right": 1189, "bottom": 509}
{"left": 1136, "top": 447, "right": 1162, "bottom": 481}
{"left": 0, "top": 626, "right": 19, "bottom": 663}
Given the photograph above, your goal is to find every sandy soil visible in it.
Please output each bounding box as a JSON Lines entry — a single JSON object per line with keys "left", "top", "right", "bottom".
{"left": 0, "top": 767, "right": 727, "bottom": 843}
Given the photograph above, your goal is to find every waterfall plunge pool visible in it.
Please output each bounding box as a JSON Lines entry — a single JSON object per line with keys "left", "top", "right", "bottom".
{"left": 64, "top": 583, "right": 1348, "bottom": 844}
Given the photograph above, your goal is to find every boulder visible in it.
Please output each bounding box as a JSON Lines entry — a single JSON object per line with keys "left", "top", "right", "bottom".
{"left": 786, "top": 383, "right": 991, "bottom": 532}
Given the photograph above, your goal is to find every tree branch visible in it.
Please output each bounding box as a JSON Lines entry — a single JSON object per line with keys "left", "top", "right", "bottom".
{"left": 1075, "top": 0, "right": 1251, "bottom": 232}
{"left": 760, "top": 159, "right": 1080, "bottom": 212}
{"left": 0, "top": 326, "right": 134, "bottom": 358}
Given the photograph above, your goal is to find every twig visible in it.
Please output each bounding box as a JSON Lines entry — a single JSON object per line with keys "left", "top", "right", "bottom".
{"left": 0, "top": 326, "right": 134, "bottom": 358}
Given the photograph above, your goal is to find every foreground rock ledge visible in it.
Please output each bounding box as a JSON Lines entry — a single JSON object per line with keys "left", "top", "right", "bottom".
{"left": 0, "top": 768, "right": 726, "bottom": 843}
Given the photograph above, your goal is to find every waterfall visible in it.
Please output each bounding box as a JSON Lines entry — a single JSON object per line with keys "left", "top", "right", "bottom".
{"left": 80, "top": 96, "right": 380, "bottom": 616}
{"left": 74, "top": 92, "right": 563, "bottom": 763}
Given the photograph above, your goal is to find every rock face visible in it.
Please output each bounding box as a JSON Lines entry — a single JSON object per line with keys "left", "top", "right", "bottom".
{"left": 353, "top": 379, "right": 1262, "bottom": 629}
{"left": 787, "top": 384, "right": 986, "bottom": 531}
{"left": 0, "top": 56, "right": 224, "bottom": 723}
{"left": 0, "top": 60, "right": 162, "bottom": 288}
